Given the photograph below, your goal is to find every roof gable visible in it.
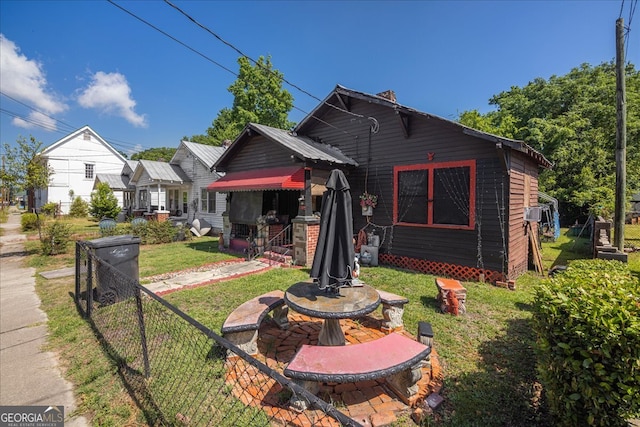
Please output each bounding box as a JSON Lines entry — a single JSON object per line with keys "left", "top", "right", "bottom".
{"left": 213, "top": 122, "right": 358, "bottom": 171}
{"left": 172, "top": 141, "right": 225, "bottom": 170}
{"left": 295, "top": 85, "right": 551, "bottom": 169}
{"left": 41, "top": 125, "right": 127, "bottom": 163}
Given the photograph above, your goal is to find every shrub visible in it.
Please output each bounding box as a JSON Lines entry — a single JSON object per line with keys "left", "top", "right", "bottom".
{"left": 143, "top": 220, "right": 178, "bottom": 244}
{"left": 130, "top": 219, "right": 148, "bottom": 239}
{"left": 21, "top": 213, "right": 40, "bottom": 231}
{"left": 41, "top": 221, "right": 72, "bottom": 255}
{"left": 40, "top": 202, "right": 60, "bottom": 217}
{"left": 68, "top": 196, "right": 89, "bottom": 218}
{"left": 533, "top": 259, "right": 640, "bottom": 426}
{"left": 89, "top": 183, "right": 120, "bottom": 219}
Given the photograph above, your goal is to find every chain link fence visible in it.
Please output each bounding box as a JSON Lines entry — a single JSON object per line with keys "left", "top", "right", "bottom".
{"left": 75, "top": 240, "right": 360, "bottom": 426}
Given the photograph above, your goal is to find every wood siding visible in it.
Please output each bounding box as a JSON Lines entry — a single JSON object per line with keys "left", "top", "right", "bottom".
{"left": 507, "top": 151, "right": 540, "bottom": 278}
{"left": 225, "top": 135, "right": 303, "bottom": 172}
{"left": 304, "top": 98, "right": 515, "bottom": 276}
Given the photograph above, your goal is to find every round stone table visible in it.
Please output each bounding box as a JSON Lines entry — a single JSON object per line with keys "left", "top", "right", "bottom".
{"left": 284, "top": 281, "right": 381, "bottom": 346}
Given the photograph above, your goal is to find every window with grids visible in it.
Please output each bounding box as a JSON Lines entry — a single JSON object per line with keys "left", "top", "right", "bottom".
{"left": 200, "top": 189, "right": 216, "bottom": 213}
{"left": 85, "top": 163, "right": 94, "bottom": 179}
{"left": 394, "top": 160, "right": 475, "bottom": 229}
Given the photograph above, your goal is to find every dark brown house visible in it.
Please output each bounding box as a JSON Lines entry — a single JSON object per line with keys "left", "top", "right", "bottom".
{"left": 210, "top": 85, "right": 551, "bottom": 282}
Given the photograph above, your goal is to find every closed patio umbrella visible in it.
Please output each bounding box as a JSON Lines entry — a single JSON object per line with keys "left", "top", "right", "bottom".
{"left": 310, "top": 169, "right": 355, "bottom": 293}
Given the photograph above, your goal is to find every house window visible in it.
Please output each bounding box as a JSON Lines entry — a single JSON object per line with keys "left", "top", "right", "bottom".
{"left": 394, "top": 160, "right": 475, "bottom": 229}
{"left": 85, "top": 163, "right": 94, "bottom": 179}
{"left": 201, "top": 188, "right": 216, "bottom": 213}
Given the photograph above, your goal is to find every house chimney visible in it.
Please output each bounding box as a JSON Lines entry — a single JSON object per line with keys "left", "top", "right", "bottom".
{"left": 376, "top": 90, "right": 397, "bottom": 103}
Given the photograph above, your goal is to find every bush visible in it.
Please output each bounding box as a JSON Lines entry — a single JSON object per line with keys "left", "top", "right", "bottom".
{"left": 40, "top": 202, "right": 60, "bottom": 217}
{"left": 89, "top": 183, "right": 120, "bottom": 219}
{"left": 21, "top": 213, "right": 40, "bottom": 231}
{"left": 68, "top": 196, "right": 89, "bottom": 218}
{"left": 145, "top": 220, "right": 179, "bottom": 244}
{"left": 129, "top": 219, "right": 179, "bottom": 245}
{"left": 533, "top": 259, "right": 640, "bottom": 426}
{"left": 41, "top": 221, "right": 72, "bottom": 255}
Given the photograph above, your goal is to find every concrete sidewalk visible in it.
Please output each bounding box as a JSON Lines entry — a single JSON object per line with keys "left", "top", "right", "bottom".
{"left": 0, "top": 208, "right": 87, "bottom": 426}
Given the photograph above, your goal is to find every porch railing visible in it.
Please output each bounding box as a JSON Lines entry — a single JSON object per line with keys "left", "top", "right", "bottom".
{"left": 247, "top": 224, "right": 293, "bottom": 265}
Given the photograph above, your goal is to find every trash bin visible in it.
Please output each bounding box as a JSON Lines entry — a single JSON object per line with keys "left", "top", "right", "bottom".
{"left": 85, "top": 235, "right": 141, "bottom": 305}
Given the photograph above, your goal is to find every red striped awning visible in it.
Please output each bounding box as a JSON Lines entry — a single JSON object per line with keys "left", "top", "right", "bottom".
{"left": 208, "top": 166, "right": 305, "bottom": 192}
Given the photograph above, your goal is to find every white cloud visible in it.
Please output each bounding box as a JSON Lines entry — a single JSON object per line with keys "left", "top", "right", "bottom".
{"left": 77, "top": 71, "right": 147, "bottom": 128}
{"left": 0, "top": 34, "right": 67, "bottom": 130}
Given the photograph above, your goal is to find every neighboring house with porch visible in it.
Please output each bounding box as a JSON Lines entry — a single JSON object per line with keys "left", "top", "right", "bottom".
{"left": 94, "top": 159, "right": 138, "bottom": 219}
{"left": 128, "top": 142, "right": 225, "bottom": 232}
{"left": 37, "top": 126, "right": 126, "bottom": 214}
{"left": 210, "top": 85, "right": 551, "bottom": 282}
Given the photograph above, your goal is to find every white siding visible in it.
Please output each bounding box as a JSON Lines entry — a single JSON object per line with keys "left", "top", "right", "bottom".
{"left": 174, "top": 148, "right": 224, "bottom": 232}
{"left": 40, "top": 127, "right": 125, "bottom": 214}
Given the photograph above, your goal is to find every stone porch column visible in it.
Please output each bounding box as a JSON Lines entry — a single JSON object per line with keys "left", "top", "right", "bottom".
{"left": 292, "top": 216, "right": 320, "bottom": 267}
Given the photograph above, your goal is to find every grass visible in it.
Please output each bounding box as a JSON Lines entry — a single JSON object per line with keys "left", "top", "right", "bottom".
{"left": 19, "top": 223, "right": 640, "bottom": 426}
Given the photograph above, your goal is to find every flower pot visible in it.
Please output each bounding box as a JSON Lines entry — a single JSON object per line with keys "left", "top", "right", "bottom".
{"left": 361, "top": 206, "right": 373, "bottom": 216}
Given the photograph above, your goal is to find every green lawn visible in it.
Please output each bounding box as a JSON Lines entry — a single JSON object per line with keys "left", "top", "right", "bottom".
{"left": 25, "top": 223, "right": 640, "bottom": 426}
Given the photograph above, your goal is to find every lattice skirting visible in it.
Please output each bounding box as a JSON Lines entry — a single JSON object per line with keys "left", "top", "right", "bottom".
{"left": 379, "top": 253, "right": 507, "bottom": 283}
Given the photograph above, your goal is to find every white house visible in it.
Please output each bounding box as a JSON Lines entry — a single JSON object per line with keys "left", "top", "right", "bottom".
{"left": 127, "top": 141, "right": 226, "bottom": 232}
{"left": 38, "top": 126, "right": 126, "bottom": 214}
{"left": 170, "top": 141, "right": 226, "bottom": 231}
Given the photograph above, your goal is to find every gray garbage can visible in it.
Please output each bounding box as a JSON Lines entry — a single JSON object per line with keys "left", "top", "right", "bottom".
{"left": 86, "top": 235, "right": 141, "bottom": 305}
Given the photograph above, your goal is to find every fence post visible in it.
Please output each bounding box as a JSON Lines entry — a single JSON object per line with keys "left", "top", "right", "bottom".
{"left": 86, "top": 255, "right": 93, "bottom": 318}
{"left": 75, "top": 242, "right": 81, "bottom": 307}
{"left": 135, "top": 288, "right": 151, "bottom": 378}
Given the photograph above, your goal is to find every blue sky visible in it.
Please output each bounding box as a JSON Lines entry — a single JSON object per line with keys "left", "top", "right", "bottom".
{"left": 1, "top": 1, "right": 638, "bottom": 157}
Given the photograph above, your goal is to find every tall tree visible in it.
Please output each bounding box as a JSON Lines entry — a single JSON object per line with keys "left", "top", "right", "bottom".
{"left": 1, "top": 136, "right": 52, "bottom": 211}
{"left": 459, "top": 62, "right": 640, "bottom": 220}
{"left": 131, "top": 147, "right": 177, "bottom": 162}
{"left": 189, "top": 55, "right": 295, "bottom": 145}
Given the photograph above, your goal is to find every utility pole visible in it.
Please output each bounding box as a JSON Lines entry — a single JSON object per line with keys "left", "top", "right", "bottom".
{"left": 614, "top": 17, "right": 627, "bottom": 251}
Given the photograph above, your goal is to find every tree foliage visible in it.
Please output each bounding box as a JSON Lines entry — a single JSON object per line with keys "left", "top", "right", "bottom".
{"left": 1, "top": 136, "right": 52, "bottom": 210}
{"left": 459, "top": 62, "right": 640, "bottom": 219}
{"left": 188, "top": 55, "right": 295, "bottom": 146}
{"left": 89, "top": 182, "right": 120, "bottom": 219}
{"left": 130, "top": 147, "right": 177, "bottom": 162}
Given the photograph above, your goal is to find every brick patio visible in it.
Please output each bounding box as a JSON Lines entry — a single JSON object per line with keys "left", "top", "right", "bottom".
{"left": 225, "top": 311, "right": 443, "bottom": 426}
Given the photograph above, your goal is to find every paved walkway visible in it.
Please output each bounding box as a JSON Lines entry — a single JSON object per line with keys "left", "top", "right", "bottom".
{"left": 0, "top": 208, "right": 87, "bottom": 426}
{"left": 143, "top": 259, "right": 271, "bottom": 296}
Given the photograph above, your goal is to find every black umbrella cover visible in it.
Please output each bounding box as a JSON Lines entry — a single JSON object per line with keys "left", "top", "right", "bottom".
{"left": 310, "top": 169, "right": 355, "bottom": 293}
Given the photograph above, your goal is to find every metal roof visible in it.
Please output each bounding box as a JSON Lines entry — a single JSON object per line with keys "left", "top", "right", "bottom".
{"left": 248, "top": 123, "right": 358, "bottom": 166}
{"left": 136, "top": 160, "right": 192, "bottom": 183}
{"left": 95, "top": 173, "right": 133, "bottom": 190}
{"left": 178, "top": 141, "right": 225, "bottom": 169}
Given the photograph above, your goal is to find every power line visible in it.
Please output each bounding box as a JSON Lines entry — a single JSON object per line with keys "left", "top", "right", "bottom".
{"left": 107, "top": 0, "right": 237, "bottom": 77}
{"left": 0, "top": 107, "right": 153, "bottom": 154}
{"left": 161, "top": 0, "right": 380, "bottom": 133}
{"left": 0, "top": 91, "right": 77, "bottom": 133}
{"left": 107, "top": 0, "right": 377, "bottom": 134}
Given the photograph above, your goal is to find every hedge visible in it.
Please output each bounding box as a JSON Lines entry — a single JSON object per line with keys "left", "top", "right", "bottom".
{"left": 533, "top": 259, "right": 640, "bottom": 426}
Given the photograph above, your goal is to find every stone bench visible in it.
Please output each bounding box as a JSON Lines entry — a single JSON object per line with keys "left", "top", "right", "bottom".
{"left": 435, "top": 277, "right": 467, "bottom": 315}
{"left": 221, "top": 290, "right": 289, "bottom": 355}
{"left": 284, "top": 332, "right": 431, "bottom": 410}
{"left": 377, "top": 289, "right": 409, "bottom": 331}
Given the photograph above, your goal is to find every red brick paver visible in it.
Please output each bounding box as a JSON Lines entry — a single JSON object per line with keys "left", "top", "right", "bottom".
{"left": 224, "top": 311, "right": 443, "bottom": 426}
